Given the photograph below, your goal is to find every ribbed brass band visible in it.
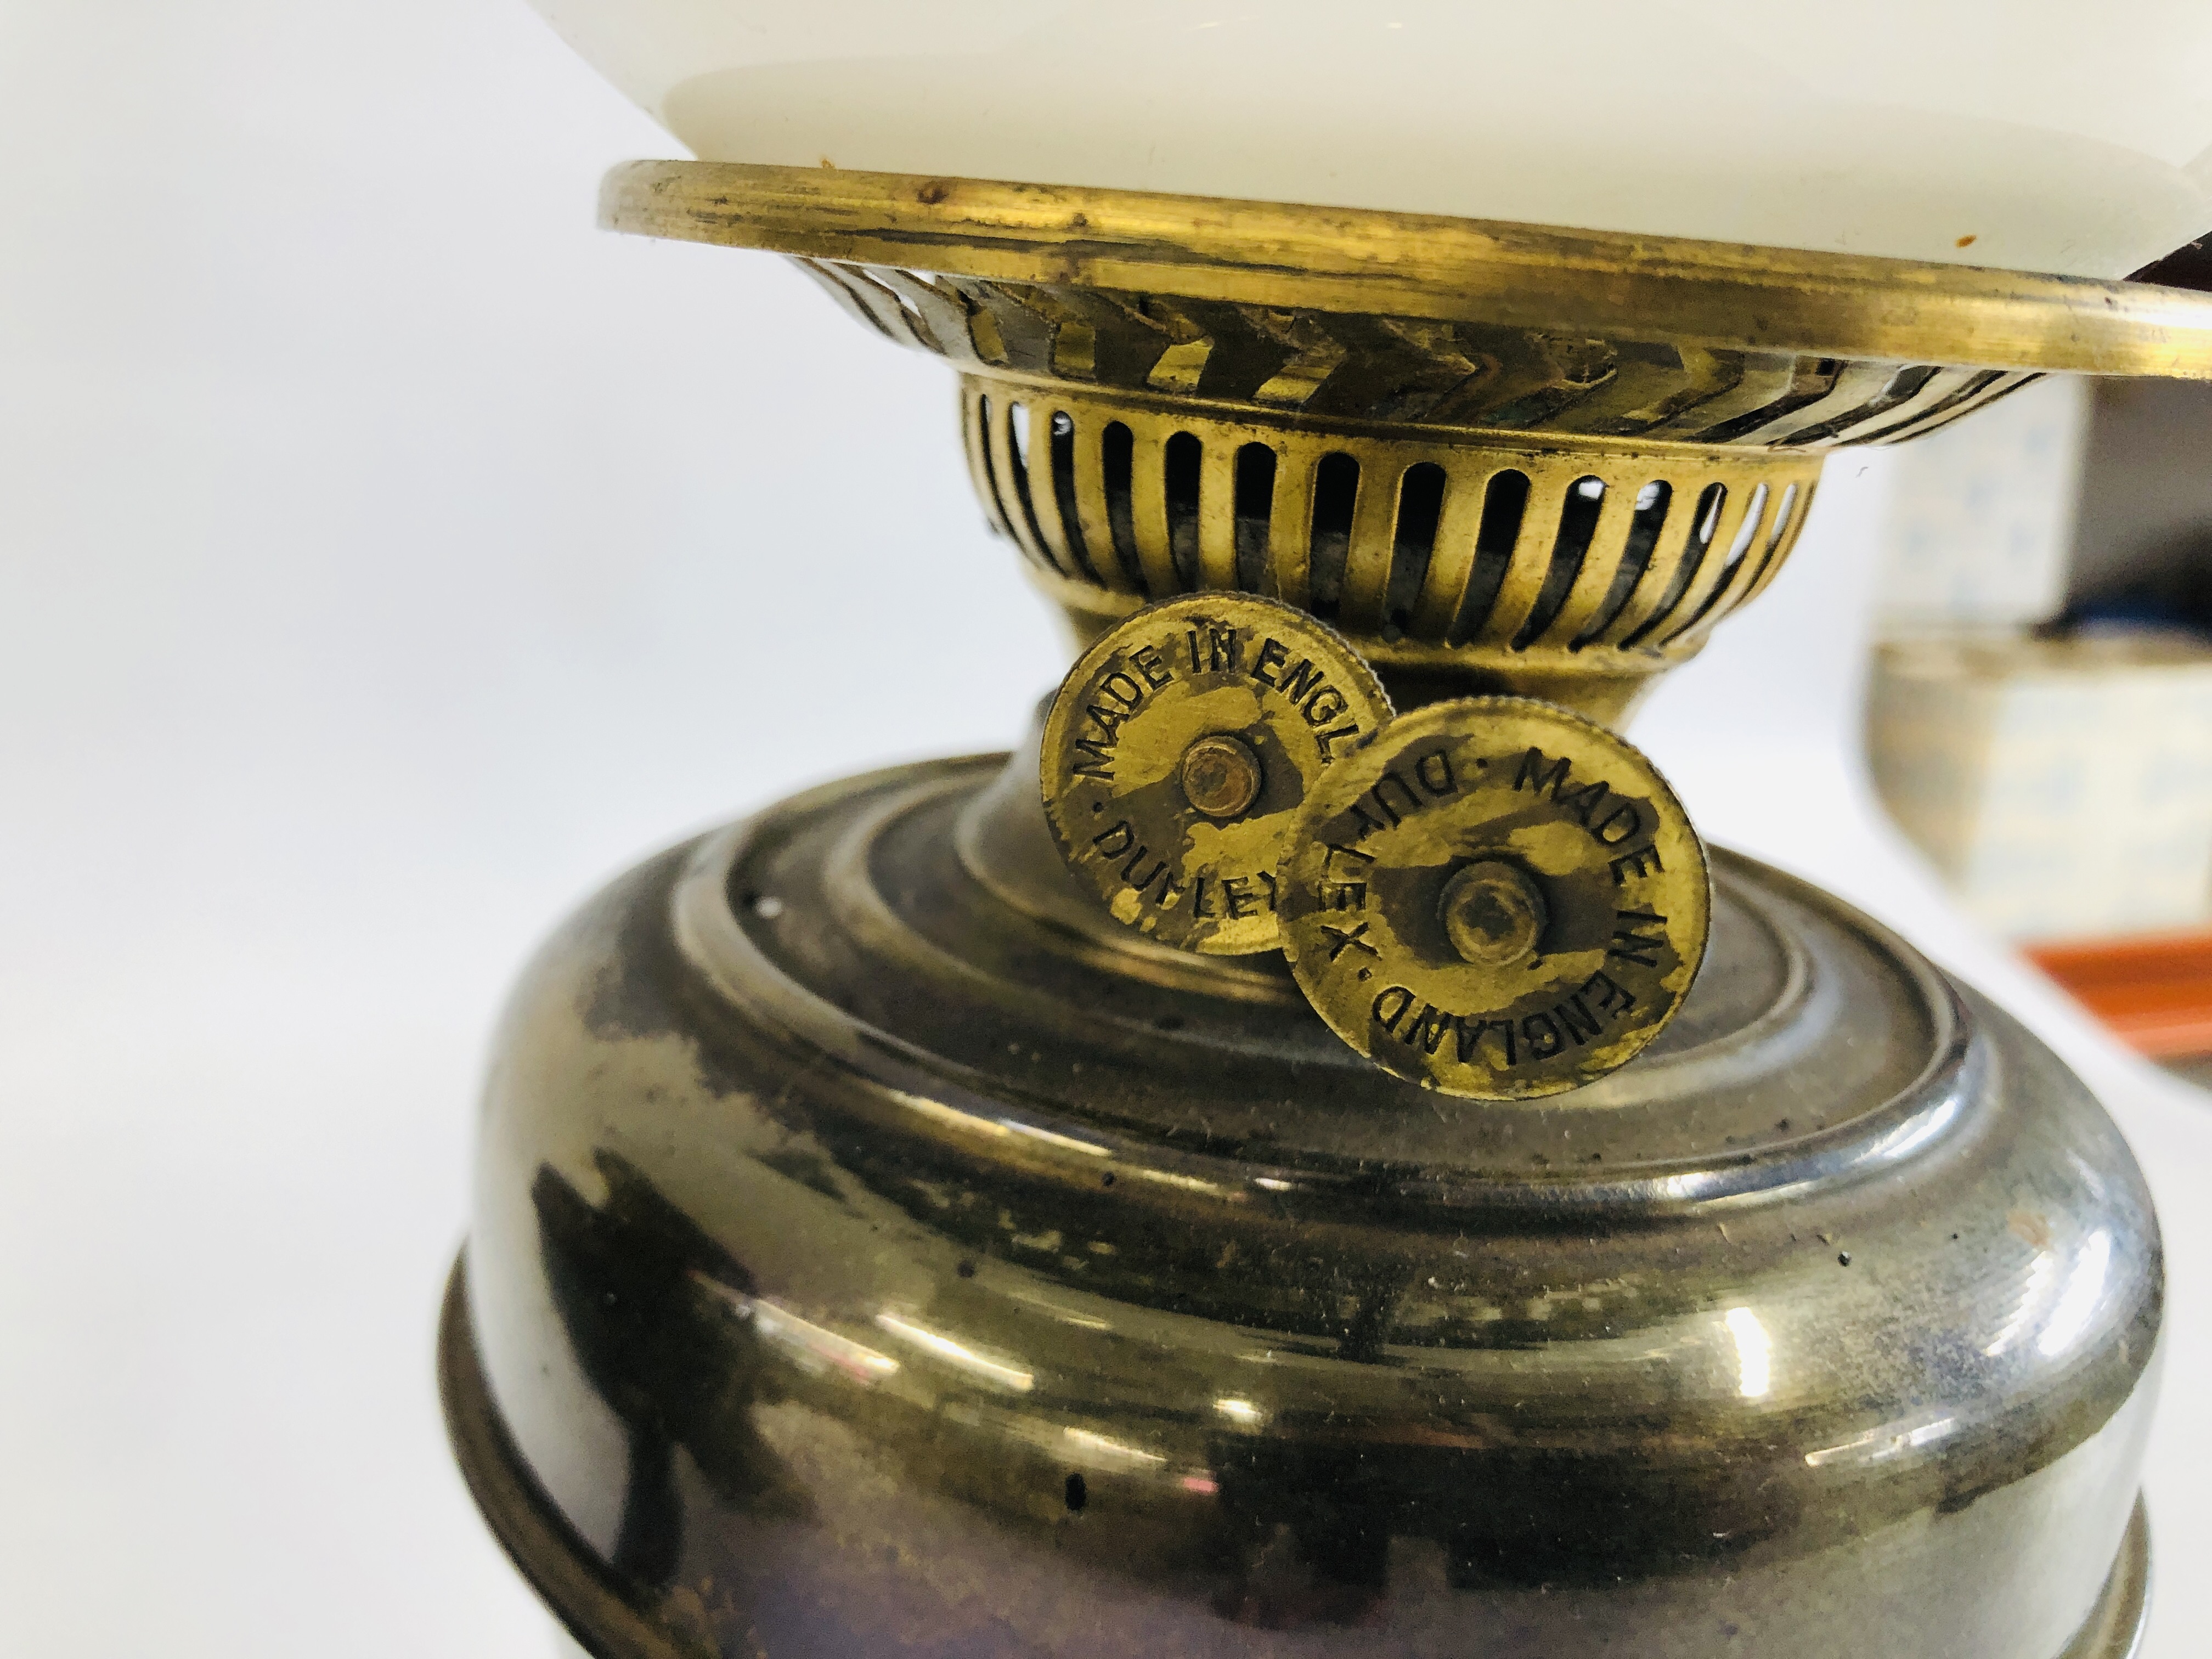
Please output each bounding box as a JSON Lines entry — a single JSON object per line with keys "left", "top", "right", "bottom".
{"left": 602, "top": 160, "right": 2212, "bottom": 379}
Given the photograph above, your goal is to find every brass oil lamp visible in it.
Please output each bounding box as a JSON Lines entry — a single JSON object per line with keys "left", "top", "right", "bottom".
{"left": 440, "top": 16, "right": 2212, "bottom": 1656}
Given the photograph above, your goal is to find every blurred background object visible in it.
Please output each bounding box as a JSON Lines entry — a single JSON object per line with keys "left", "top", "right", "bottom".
{"left": 1868, "top": 630, "right": 2212, "bottom": 940}
{"left": 1875, "top": 376, "right": 2090, "bottom": 633}
{"left": 1867, "top": 376, "right": 2212, "bottom": 1062}
{"left": 2072, "top": 379, "right": 2212, "bottom": 629}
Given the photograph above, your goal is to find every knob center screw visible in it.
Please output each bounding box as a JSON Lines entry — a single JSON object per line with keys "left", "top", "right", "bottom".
{"left": 1440, "top": 859, "right": 1548, "bottom": 968}
{"left": 1180, "top": 733, "right": 1265, "bottom": 819}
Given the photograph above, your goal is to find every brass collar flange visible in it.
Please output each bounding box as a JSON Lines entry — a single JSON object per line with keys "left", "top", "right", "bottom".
{"left": 600, "top": 161, "right": 2212, "bottom": 376}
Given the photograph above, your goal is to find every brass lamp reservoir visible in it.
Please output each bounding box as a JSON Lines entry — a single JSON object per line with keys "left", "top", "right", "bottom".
{"left": 441, "top": 162, "right": 2212, "bottom": 1659}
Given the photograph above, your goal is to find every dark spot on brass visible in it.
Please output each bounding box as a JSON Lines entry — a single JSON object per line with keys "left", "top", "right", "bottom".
{"left": 1064, "top": 1473, "right": 1087, "bottom": 1512}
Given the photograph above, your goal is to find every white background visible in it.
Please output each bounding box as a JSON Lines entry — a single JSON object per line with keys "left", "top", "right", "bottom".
{"left": 3, "top": 2, "right": 2208, "bottom": 1655}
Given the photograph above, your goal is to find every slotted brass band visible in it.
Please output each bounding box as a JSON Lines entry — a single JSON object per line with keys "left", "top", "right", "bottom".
{"left": 604, "top": 161, "right": 2212, "bottom": 380}
{"left": 797, "top": 257, "right": 2039, "bottom": 452}
{"left": 962, "top": 383, "right": 1821, "bottom": 669}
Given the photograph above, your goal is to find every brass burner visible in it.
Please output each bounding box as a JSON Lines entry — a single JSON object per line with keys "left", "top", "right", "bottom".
{"left": 604, "top": 160, "right": 2212, "bottom": 724}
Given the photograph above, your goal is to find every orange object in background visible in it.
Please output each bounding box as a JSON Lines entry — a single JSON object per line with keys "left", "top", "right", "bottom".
{"left": 2028, "top": 929, "right": 2212, "bottom": 1058}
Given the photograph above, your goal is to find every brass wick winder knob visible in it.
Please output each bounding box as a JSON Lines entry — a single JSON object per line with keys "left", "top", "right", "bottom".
{"left": 1278, "top": 697, "right": 1708, "bottom": 1098}
{"left": 1040, "top": 593, "right": 1390, "bottom": 955}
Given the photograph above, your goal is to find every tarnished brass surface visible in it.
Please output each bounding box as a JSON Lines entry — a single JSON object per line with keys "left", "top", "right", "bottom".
{"left": 1040, "top": 594, "right": 1388, "bottom": 954}
{"left": 439, "top": 1259, "right": 2156, "bottom": 1659}
{"left": 441, "top": 1268, "right": 2156, "bottom": 1659}
{"left": 452, "top": 754, "right": 2160, "bottom": 1658}
{"left": 1280, "top": 699, "right": 1709, "bottom": 1099}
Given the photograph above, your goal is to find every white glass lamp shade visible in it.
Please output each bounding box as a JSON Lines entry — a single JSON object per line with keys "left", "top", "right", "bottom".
{"left": 526, "top": 0, "right": 2212, "bottom": 279}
